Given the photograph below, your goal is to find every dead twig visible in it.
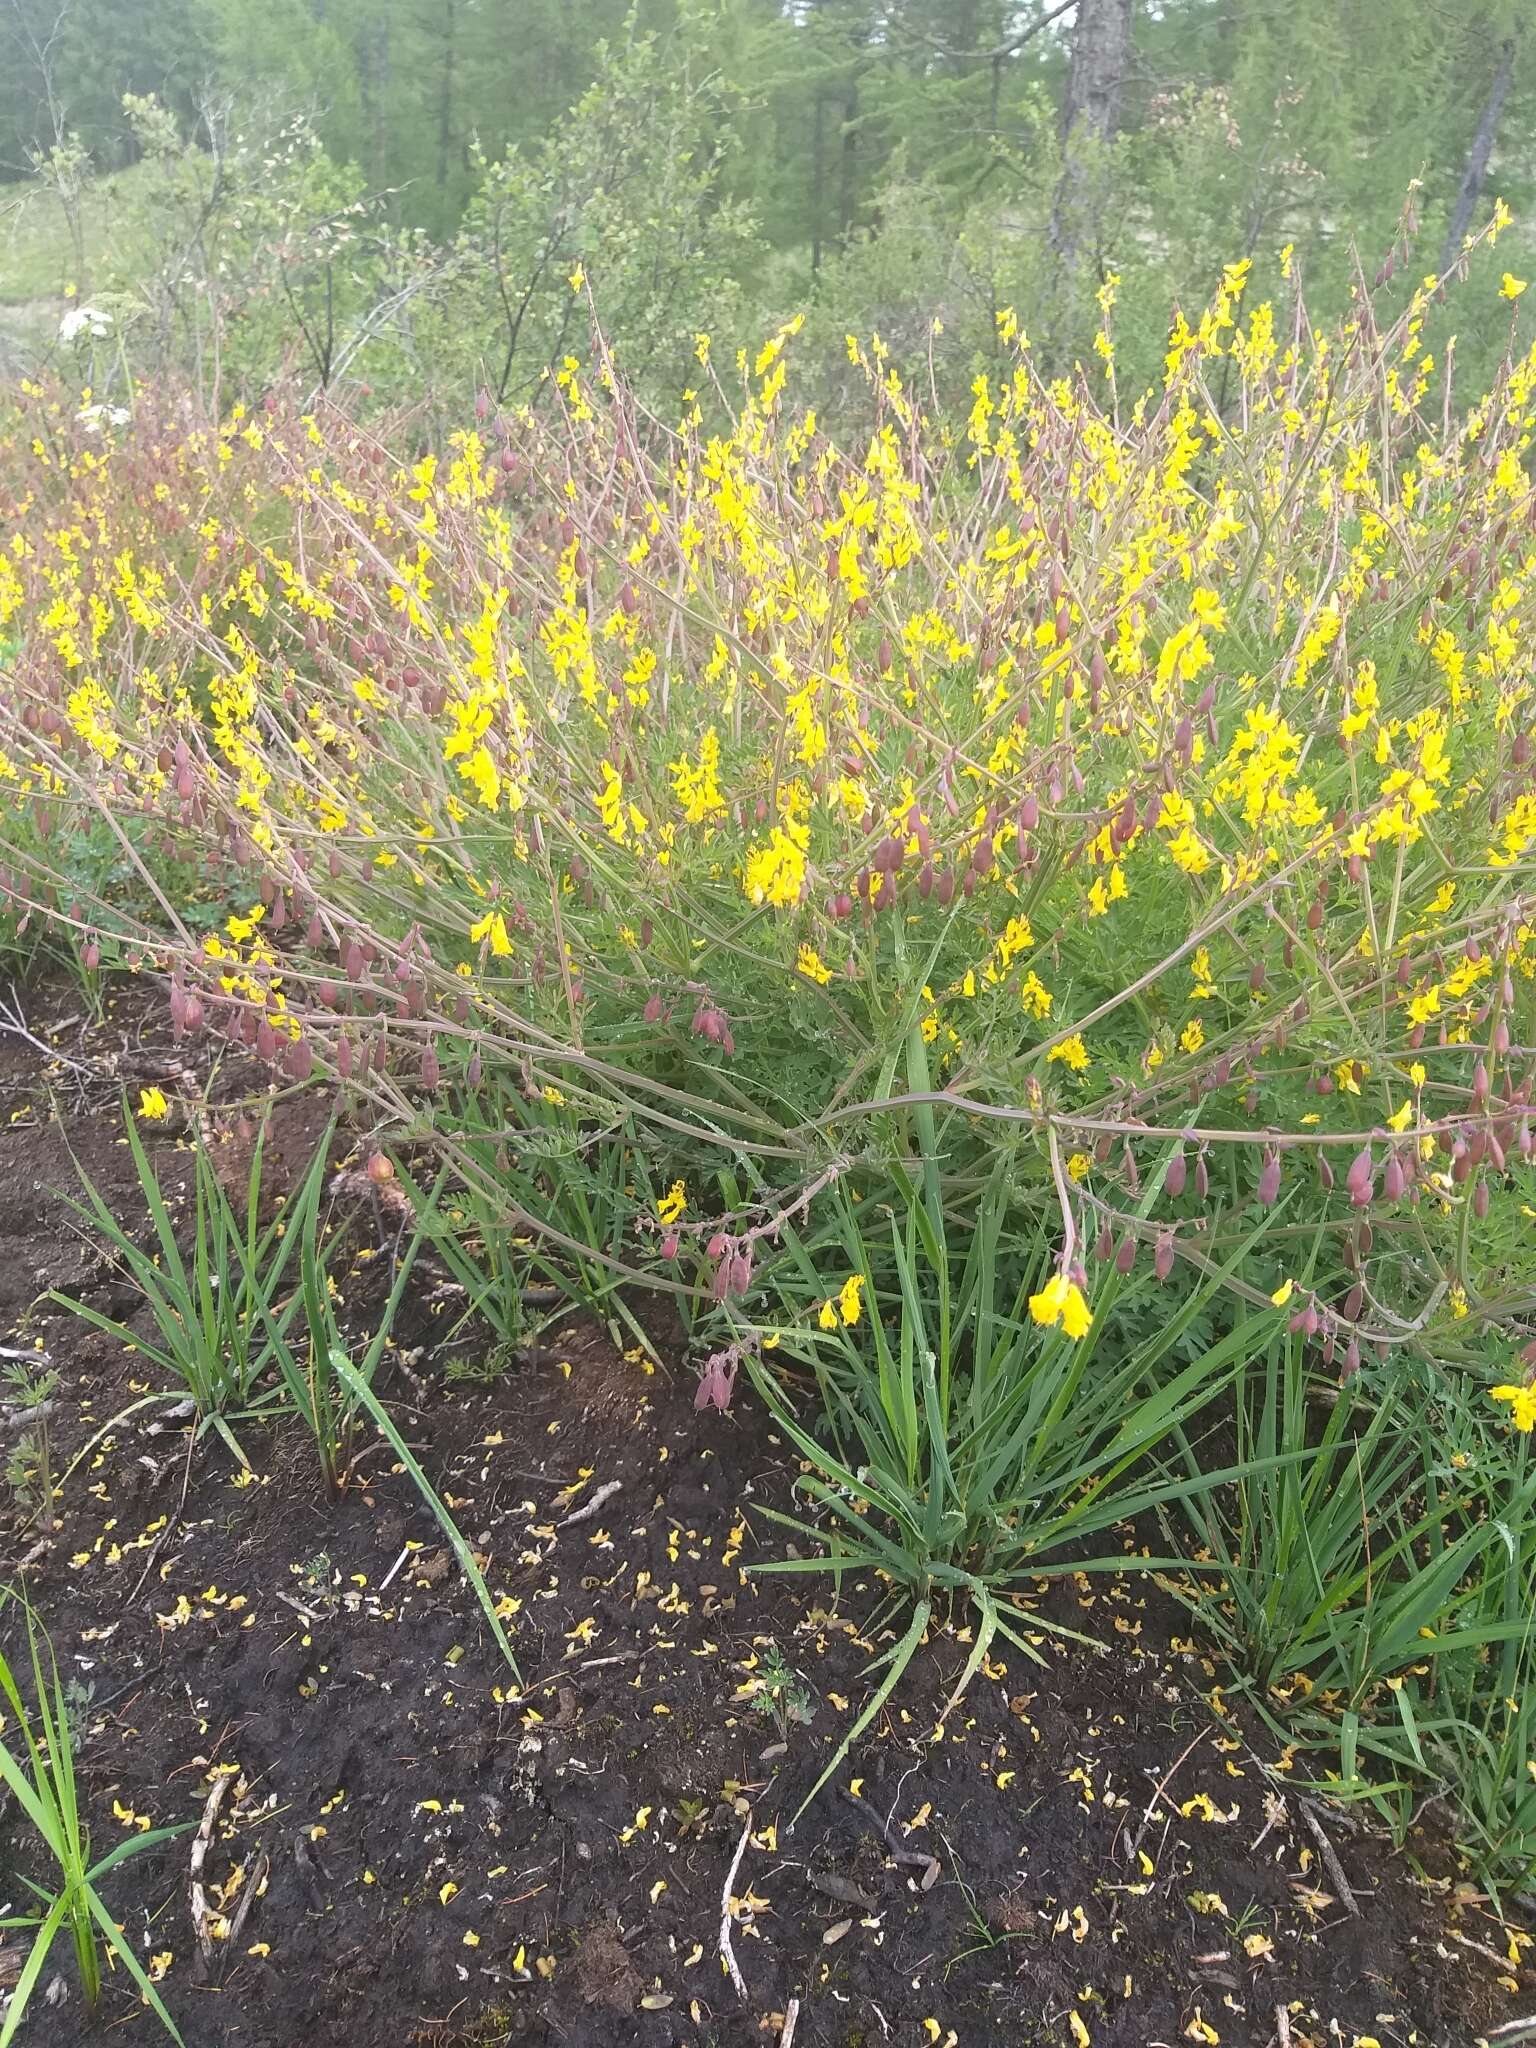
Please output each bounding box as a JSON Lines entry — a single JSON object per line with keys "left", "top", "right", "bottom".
{"left": 1275, "top": 2005, "right": 1292, "bottom": 2048}
{"left": 1449, "top": 1928, "right": 1522, "bottom": 1973}
{"left": 1296, "top": 1800, "right": 1360, "bottom": 1918}
{"left": 124, "top": 1427, "right": 196, "bottom": 1607}
{"left": 839, "top": 1786, "right": 941, "bottom": 1889}
{"left": 780, "top": 1997, "right": 801, "bottom": 2047}
{"left": 562, "top": 1478, "right": 622, "bottom": 1527}
{"left": 190, "top": 1772, "right": 239, "bottom": 1967}
{"left": 0, "top": 1402, "right": 53, "bottom": 1432}
{"left": 719, "top": 1814, "right": 752, "bottom": 2002}
{"left": 218, "top": 1848, "right": 269, "bottom": 1975}
{"left": 1122, "top": 1726, "right": 1211, "bottom": 1864}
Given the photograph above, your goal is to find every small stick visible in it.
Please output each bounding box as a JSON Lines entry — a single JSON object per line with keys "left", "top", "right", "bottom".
{"left": 1297, "top": 1801, "right": 1360, "bottom": 1918}
{"left": 274, "top": 1590, "right": 324, "bottom": 1627}
{"left": 719, "top": 1814, "right": 752, "bottom": 2002}
{"left": 219, "top": 1848, "right": 269, "bottom": 1973}
{"left": 0, "top": 1402, "right": 53, "bottom": 1432}
{"left": 562, "top": 1478, "right": 622, "bottom": 1527}
{"left": 780, "top": 1997, "right": 801, "bottom": 2048}
{"left": 1275, "top": 2006, "right": 1292, "bottom": 2048}
{"left": 125, "top": 1428, "right": 196, "bottom": 1607}
{"left": 190, "top": 1773, "right": 238, "bottom": 1966}
{"left": 1449, "top": 1928, "right": 1521, "bottom": 1972}
{"left": 1122, "top": 1726, "right": 1211, "bottom": 1863}
{"left": 378, "top": 1543, "right": 413, "bottom": 1592}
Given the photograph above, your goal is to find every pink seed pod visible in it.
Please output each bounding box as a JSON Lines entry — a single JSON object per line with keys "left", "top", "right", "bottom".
{"left": 421, "top": 1047, "right": 440, "bottom": 1091}
{"left": 1195, "top": 1152, "right": 1210, "bottom": 1200}
{"left": 1383, "top": 1154, "right": 1405, "bottom": 1202}
{"left": 1474, "top": 1179, "right": 1490, "bottom": 1218}
{"left": 1494, "top": 1018, "right": 1511, "bottom": 1056}
{"left": 1318, "top": 1153, "right": 1335, "bottom": 1192}
{"left": 366, "top": 1152, "right": 394, "bottom": 1184}
{"left": 337, "top": 1037, "right": 354, "bottom": 1079}
{"left": 705, "top": 1233, "right": 728, "bottom": 1262}
{"left": 643, "top": 992, "right": 663, "bottom": 1025}
{"left": 1257, "top": 1152, "right": 1282, "bottom": 1206}
{"left": 1473, "top": 1061, "right": 1490, "bottom": 1103}
{"left": 1095, "top": 1223, "right": 1113, "bottom": 1261}
{"left": 1020, "top": 793, "right": 1040, "bottom": 832}
{"left": 82, "top": 940, "right": 99, "bottom": 969}
{"left": 1343, "top": 1338, "right": 1361, "bottom": 1380}
{"left": 1165, "top": 1144, "right": 1187, "bottom": 1199}
{"left": 660, "top": 1232, "right": 680, "bottom": 1261}
{"left": 466, "top": 1054, "right": 482, "bottom": 1089}
{"left": 1154, "top": 1232, "right": 1176, "bottom": 1282}
{"left": 256, "top": 1018, "right": 277, "bottom": 1063}
{"left": 1346, "top": 1146, "right": 1374, "bottom": 1205}
{"left": 286, "top": 1038, "right": 314, "bottom": 1082}
{"left": 1115, "top": 1234, "right": 1136, "bottom": 1275}
{"left": 1343, "top": 1283, "right": 1364, "bottom": 1321}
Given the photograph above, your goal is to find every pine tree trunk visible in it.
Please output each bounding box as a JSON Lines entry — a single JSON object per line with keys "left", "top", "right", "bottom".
{"left": 1439, "top": 35, "right": 1516, "bottom": 275}
{"left": 1049, "top": 0, "right": 1133, "bottom": 266}
{"left": 436, "top": 0, "right": 457, "bottom": 194}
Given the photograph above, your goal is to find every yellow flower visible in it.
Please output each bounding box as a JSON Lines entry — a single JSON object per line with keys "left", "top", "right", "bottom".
{"left": 1028, "top": 1273, "right": 1093, "bottom": 1341}
{"left": 469, "top": 908, "right": 513, "bottom": 957}
{"left": 137, "top": 1086, "right": 169, "bottom": 1121}
{"left": 1047, "top": 1033, "right": 1091, "bottom": 1073}
{"left": 656, "top": 1180, "right": 686, "bottom": 1226}
{"left": 1066, "top": 1152, "right": 1092, "bottom": 1183}
{"left": 819, "top": 1273, "right": 864, "bottom": 1330}
{"left": 1500, "top": 273, "right": 1528, "bottom": 301}
{"left": 1270, "top": 1278, "right": 1294, "bottom": 1307}
{"left": 1179, "top": 1018, "right": 1205, "bottom": 1055}
{"left": 1491, "top": 1384, "right": 1536, "bottom": 1432}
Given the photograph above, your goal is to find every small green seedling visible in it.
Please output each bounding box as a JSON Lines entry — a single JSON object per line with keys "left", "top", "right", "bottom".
{"left": 752, "top": 1641, "right": 815, "bottom": 1743}
{"left": 0, "top": 1592, "right": 190, "bottom": 2045}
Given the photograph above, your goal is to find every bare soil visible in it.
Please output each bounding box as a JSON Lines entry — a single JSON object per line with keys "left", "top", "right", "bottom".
{"left": 0, "top": 976, "right": 1520, "bottom": 2048}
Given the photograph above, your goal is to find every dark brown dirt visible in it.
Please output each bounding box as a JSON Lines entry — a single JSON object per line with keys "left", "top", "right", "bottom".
{"left": 0, "top": 977, "right": 1522, "bottom": 2048}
